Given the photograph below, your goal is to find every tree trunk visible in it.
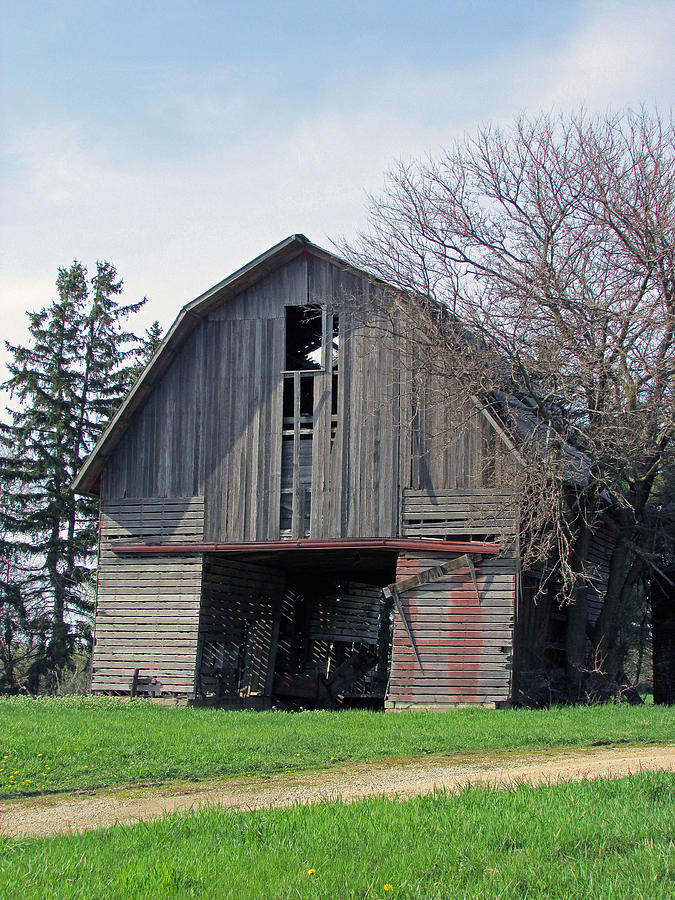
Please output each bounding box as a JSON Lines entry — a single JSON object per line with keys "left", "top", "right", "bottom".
{"left": 565, "top": 523, "right": 591, "bottom": 700}
{"left": 592, "top": 519, "right": 631, "bottom": 685}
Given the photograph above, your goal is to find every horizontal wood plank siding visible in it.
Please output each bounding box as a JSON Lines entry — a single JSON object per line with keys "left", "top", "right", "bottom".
{"left": 402, "top": 489, "right": 517, "bottom": 538}
{"left": 91, "top": 497, "right": 205, "bottom": 696}
{"left": 386, "top": 548, "right": 515, "bottom": 709}
{"left": 389, "top": 492, "right": 517, "bottom": 709}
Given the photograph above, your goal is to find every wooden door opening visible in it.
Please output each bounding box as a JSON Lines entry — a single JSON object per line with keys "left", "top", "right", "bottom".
{"left": 195, "top": 549, "right": 396, "bottom": 709}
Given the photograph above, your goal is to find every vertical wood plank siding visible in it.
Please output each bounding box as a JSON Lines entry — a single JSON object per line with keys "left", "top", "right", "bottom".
{"left": 91, "top": 497, "right": 205, "bottom": 695}
{"left": 104, "top": 256, "right": 406, "bottom": 541}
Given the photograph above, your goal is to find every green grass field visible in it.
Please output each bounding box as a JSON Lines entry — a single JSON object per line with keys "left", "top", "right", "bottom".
{"left": 1, "top": 696, "right": 673, "bottom": 797}
{"left": 1, "top": 772, "right": 673, "bottom": 899}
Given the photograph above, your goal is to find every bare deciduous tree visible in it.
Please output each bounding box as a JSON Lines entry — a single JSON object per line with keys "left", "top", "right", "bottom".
{"left": 345, "top": 109, "right": 674, "bottom": 700}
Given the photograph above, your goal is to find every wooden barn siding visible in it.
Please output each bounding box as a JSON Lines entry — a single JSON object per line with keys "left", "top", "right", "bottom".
{"left": 386, "top": 549, "right": 515, "bottom": 709}
{"left": 401, "top": 489, "right": 517, "bottom": 538}
{"left": 91, "top": 497, "right": 205, "bottom": 695}
{"left": 104, "top": 255, "right": 403, "bottom": 541}
{"left": 390, "top": 488, "right": 517, "bottom": 708}
{"left": 585, "top": 527, "right": 614, "bottom": 626}
{"left": 104, "top": 330, "right": 207, "bottom": 500}
{"left": 404, "top": 368, "right": 516, "bottom": 495}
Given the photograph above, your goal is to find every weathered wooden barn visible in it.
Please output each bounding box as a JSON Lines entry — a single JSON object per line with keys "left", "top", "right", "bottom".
{"left": 74, "top": 234, "right": 599, "bottom": 709}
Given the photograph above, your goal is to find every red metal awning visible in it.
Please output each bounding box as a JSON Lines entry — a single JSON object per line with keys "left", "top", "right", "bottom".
{"left": 111, "top": 537, "right": 501, "bottom": 556}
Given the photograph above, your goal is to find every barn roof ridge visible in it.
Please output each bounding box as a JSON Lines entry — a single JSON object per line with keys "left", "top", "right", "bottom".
{"left": 72, "top": 234, "right": 380, "bottom": 495}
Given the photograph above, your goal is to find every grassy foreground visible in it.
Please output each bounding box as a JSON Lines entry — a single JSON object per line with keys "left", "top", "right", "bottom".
{"left": 1, "top": 772, "right": 673, "bottom": 899}
{"left": 1, "top": 696, "right": 673, "bottom": 797}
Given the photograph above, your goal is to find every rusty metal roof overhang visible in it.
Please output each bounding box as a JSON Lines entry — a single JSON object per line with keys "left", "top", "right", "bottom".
{"left": 111, "top": 537, "right": 501, "bottom": 556}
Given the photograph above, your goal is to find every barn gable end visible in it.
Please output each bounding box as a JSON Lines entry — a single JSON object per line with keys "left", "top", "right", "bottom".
{"left": 79, "top": 236, "right": 522, "bottom": 708}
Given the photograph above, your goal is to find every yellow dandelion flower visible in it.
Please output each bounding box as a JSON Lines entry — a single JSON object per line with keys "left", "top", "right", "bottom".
{"left": 330, "top": 756, "right": 335, "bottom": 761}
{"left": 307, "top": 869, "right": 316, "bottom": 876}
{"left": 37, "top": 753, "right": 43, "bottom": 757}
{"left": 83, "top": 765, "right": 88, "bottom": 769}
{"left": 384, "top": 886, "right": 393, "bottom": 893}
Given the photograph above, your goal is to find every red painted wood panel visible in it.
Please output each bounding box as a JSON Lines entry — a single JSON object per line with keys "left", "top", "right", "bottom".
{"left": 387, "top": 550, "right": 514, "bottom": 708}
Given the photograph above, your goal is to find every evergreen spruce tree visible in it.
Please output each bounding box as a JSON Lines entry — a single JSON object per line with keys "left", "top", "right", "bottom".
{"left": 0, "top": 261, "right": 147, "bottom": 691}
{"left": 0, "top": 478, "right": 37, "bottom": 691}
{"left": 131, "top": 320, "right": 163, "bottom": 380}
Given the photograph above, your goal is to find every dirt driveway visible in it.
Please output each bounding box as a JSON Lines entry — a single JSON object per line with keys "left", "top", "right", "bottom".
{"left": 2, "top": 743, "right": 674, "bottom": 840}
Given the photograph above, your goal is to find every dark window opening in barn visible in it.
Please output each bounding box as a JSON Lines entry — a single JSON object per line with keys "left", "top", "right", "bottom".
{"left": 281, "top": 309, "right": 341, "bottom": 535}
{"left": 281, "top": 372, "right": 315, "bottom": 538}
{"left": 282, "top": 374, "right": 315, "bottom": 419}
{"left": 285, "top": 305, "right": 323, "bottom": 370}
{"left": 196, "top": 551, "right": 397, "bottom": 710}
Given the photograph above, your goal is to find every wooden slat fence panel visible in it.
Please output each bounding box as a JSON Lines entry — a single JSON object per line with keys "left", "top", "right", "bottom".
{"left": 308, "top": 582, "right": 381, "bottom": 644}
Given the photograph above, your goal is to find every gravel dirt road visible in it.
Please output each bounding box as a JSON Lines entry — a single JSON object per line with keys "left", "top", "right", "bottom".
{"left": 2, "top": 743, "right": 674, "bottom": 840}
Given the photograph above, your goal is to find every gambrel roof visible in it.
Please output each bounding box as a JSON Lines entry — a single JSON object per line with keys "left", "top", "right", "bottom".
{"left": 73, "top": 235, "right": 372, "bottom": 495}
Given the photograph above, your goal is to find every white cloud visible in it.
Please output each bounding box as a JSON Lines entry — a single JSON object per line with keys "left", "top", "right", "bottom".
{"left": 526, "top": 1, "right": 674, "bottom": 110}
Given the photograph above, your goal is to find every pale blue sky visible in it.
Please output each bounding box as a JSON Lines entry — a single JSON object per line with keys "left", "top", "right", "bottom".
{"left": 1, "top": 0, "right": 673, "bottom": 379}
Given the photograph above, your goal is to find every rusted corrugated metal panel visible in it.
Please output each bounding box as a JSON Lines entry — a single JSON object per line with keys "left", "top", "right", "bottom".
{"left": 386, "top": 549, "right": 515, "bottom": 709}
